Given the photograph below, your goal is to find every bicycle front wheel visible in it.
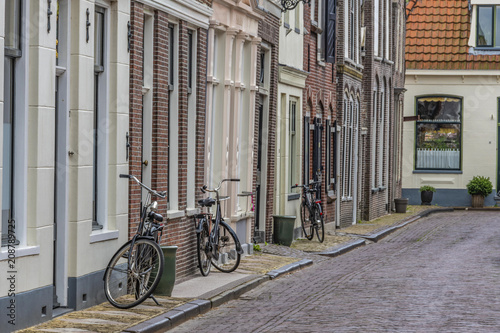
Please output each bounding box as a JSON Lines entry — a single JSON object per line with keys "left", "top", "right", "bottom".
{"left": 314, "top": 204, "right": 325, "bottom": 243}
{"left": 197, "top": 220, "right": 212, "bottom": 276}
{"left": 104, "top": 238, "right": 164, "bottom": 309}
{"left": 211, "top": 221, "right": 241, "bottom": 273}
{"left": 300, "top": 200, "right": 314, "bottom": 240}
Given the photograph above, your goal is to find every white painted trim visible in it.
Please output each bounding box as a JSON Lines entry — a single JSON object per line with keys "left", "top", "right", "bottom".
{"left": 167, "top": 210, "right": 185, "bottom": 219}
{"left": 185, "top": 208, "right": 200, "bottom": 216}
{"left": 471, "top": 0, "right": 499, "bottom": 4}
{"left": 89, "top": 229, "right": 119, "bottom": 243}
{"left": 406, "top": 69, "right": 500, "bottom": 76}
{"left": 140, "top": 0, "right": 212, "bottom": 29}
{"left": 0, "top": 246, "right": 40, "bottom": 261}
{"left": 186, "top": 29, "right": 198, "bottom": 210}
{"left": 169, "top": 24, "right": 179, "bottom": 211}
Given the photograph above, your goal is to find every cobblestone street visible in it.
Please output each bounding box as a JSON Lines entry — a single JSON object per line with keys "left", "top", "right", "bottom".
{"left": 169, "top": 211, "right": 500, "bottom": 332}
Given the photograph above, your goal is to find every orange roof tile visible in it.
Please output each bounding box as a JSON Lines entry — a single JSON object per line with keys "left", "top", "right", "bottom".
{"left": 405, "top": 0, "right": 500, "bottom": 70}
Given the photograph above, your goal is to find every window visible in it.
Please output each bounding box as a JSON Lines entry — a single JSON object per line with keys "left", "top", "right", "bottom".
{"left": 477, "top": 6, "right": 500, "bottom": 47}
{"left": 92, "top": 6, "right": 107, "bottom": 230}
{"left": 378, "top": 87, "right": 384, "bottom": 187}
{"left": 187, "top": 30, "right": 194, "bottom": 93}
{"left": 371, "top": 85, "right": 378, "bottom": 189}
{"left": 167, "top": 23, "right": 179, "bottom": 212}
{"left": 295, "top": 6, "right": 300, "bottom": 33}
{"left": 3, "top": 0, "right": 22, "bottom": 246}
{"left": 290, "top": 99, "right": 298, "bottom": 190}
{"left": 325, "top": 0, "right": 337, "bottom": 64}
{"left": 186, "top": 29, "right": 197, "bottom": 210}
{"left": 342, "top": 96, "right": 356, "bottom": 199}
{"left": 415, "top": 96, "right": 462, "bottom": 170}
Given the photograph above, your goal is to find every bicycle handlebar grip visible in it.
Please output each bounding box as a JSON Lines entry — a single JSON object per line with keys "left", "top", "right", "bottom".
{"left": 201, "top": 185, "right": 207, "bottom": 193}
{"left": 119, "top": 174, "right": 131, "bottom": 179}
{"left": 291, "top": 184, "right": 299, "bottom": 189}
{"left": 229, "top": 179, "right": 240, "bottom": 182}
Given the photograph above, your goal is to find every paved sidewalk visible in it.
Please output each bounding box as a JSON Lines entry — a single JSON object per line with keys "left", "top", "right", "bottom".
{"left": 18, "top": 206, "right": 450, "bottom": 333}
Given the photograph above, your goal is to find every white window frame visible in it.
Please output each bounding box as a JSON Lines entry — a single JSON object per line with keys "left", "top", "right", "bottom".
{"left": 2, "top": 0, "right": 29, "bottom": 248}
{"left": 186, "top": 28, "right": 198, "bottom": 212}
{"left": 371, "top": 85, "right": 378, "bottom": 189}
{"left": 92, "top": 5, "right": 110, "bottom": 230}
{"left": 168, "top": 22, "right": 180, "bottom": 216}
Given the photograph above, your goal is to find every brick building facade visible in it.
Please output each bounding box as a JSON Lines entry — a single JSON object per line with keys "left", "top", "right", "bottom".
{"left": 302, "top": 0, "right": 337, "bottom": 227}
{"left": 128, "top": 0, "right": 212, "bottom": 279}
{"left": 255, "top": 1, "right": 281, "bottom": 243}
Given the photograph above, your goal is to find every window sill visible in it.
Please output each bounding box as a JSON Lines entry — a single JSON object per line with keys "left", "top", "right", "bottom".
{"left": 371, "top": 187, "right": 379, "bottom": 193}
{"left": 230, "top": 211, "right": 254, "bottom": 222}
{"left": 186, "top": 208, "right": 200, "bottom": 217}
{"left": 379, "top": 186, "right": 386, "bottom": 191}
{"left": 0, "top": 245, "right": 40, "bottom": 261}
{"left": 288, "top": 193, "right": 300, "bottom": 201}
{"left": 413, "top": 170, "right": 463, "bottom": 174}
{"left": 90, "top": 229, "right": 119, "bottom": 244}
{"left": 341, "top": 197, "right": 353, "bottom": 202}
{"left": 167, "top": 210, "right": 186, "bottom": 220}
{"left": 294, "top": 28, "right": 300, "bottom": 34}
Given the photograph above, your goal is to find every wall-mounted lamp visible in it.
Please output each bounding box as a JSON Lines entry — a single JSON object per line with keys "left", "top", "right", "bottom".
{"left": 281, "top": 0, "right": 310, "bottom": 12}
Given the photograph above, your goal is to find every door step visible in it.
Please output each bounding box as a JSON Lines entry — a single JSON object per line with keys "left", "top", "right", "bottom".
{"left": 52, "top": 307, "right": 74, "bottom": 318}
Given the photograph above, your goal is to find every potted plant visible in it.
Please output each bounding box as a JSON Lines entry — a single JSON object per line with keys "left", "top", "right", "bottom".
{"left": 419, "top": 185, "right": 436, "bottom": 205}
{"left": 466, "top": 175, "right": 493, "bottom": 208}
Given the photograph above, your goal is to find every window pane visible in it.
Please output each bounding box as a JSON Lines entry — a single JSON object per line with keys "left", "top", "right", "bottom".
{"left": 416, "top": 97, "right": 461, "bottom": 170}
{"left": 94, "top": 11, "right": 104, "bottom": 68}
{"left": 2, "top": 58, "right": 14, "bottom": 243}
{"left": 188, "top": 31, "right": 193, "bottom": 90}
{"left": 416, "top": 124, "right": 461, "bottom": 169}
{"left": 5, "top": 0, "right": 21, "bottom": 50}
{"left": 477, "top": 6, "right": 493, "bottom": 46}
{"left": 417, "top": 97, "right": 461, "bottom": 121}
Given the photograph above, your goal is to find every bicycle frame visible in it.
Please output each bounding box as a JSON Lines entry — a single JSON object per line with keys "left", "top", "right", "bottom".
{"left": 197, "top": 179, "right": 244, "bottom": 258}
{"left": 119, "top": 175, "right": 166, "bottom": 272}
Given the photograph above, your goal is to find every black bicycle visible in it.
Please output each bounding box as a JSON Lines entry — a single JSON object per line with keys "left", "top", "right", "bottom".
{"left": 292, "top": 181, "right": 325, "bottom": 243}
{"left": 103, "top": 174, "right": 166, "bottom": 308}
{"left": 194, "top": 179, "right": 243, "bottom": 276}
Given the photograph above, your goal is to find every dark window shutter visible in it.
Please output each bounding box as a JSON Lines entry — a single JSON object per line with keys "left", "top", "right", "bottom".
{"left": 325, "top": 0, "right": 337, "bottom": 64}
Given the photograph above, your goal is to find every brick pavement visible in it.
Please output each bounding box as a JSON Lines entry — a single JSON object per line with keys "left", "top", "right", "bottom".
{"left": 168, "top": 211, "right": 500, "bottom": 332}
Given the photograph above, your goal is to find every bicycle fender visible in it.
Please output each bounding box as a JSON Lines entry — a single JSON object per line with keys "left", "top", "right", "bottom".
{"left": 219, "top": 220, "right": 244, "bottom": 254}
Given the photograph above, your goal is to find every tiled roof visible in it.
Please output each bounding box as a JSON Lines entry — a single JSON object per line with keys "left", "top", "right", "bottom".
{"left": 405, "top": 0, "right": 500, "bottom": 70}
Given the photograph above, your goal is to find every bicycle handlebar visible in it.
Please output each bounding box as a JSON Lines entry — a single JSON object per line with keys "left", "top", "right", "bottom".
{"left": 200, "top": 178, "right": 240, "bottom": 194}
{"left": 292, "top": 181, "right": 320, "bottom": 189}
{"left": 119, "top": 174, "right": 167, "bottom": 199}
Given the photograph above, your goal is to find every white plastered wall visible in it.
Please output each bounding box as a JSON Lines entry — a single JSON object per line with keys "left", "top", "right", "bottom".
{"left": 67, "top": 0, "right": 129, "bottom": 278}
{"left": 403, "top": 71, "right": 499, "bottom": 191}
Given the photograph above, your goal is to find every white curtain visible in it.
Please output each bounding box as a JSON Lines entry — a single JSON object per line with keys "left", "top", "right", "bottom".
{"left": 417, "top": 149, "right": 460, "bottom": 169}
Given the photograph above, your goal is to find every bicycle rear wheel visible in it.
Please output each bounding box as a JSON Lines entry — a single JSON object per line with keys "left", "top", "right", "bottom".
{"left": 197, "top": 220, "right": 211, "bottom": 276}
{"left": 211, "top": 221, "right": 241, "bottom": 273}
{"left": 314, "top": 204, "right": 325, "bottom": 243}
{"left": 104, "top": 238, "right": 164, "bottom": 309}
{"left": 300, "top": 200, "right": 314, "bottom": 240}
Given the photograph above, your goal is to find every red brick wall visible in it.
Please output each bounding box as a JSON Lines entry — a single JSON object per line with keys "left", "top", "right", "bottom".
{"left": 303, "top": 4, "right": 337, "bottom": 226}
{"left": 129, "top": 1, "right": 208, "bottom": 279}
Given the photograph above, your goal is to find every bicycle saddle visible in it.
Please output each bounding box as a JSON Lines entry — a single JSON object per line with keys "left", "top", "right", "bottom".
{"left": 198, "top": 197, "right": 216, "bottom": 207}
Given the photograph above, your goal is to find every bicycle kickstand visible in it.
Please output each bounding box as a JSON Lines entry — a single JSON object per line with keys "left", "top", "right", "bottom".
{"left": 149, "top": 294, "right": 160, "bottom": 306}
